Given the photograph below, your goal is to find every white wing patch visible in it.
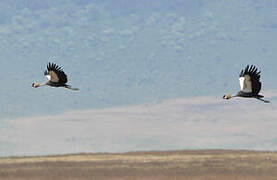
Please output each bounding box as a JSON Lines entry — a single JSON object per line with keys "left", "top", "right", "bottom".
{"left": 45, "top": 75, "right": 51, "bottom": 81}
{"left": 239, "top": 75, "right": 252, "bottom": 93}
{"left": 239, "top": 77, "right": 245, "bottom": 90}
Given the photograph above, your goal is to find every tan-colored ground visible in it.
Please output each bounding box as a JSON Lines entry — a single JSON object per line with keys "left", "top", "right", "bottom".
{"left": 1, "top": 150, "right": 277, "bottom": 180}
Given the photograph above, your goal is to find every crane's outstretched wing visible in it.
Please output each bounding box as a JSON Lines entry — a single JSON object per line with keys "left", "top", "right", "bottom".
{"left": 44, "top": 63, "right": 68, "bottom": 84}
{"left": 239, "top": 65, "right": 261, "bottom": 95}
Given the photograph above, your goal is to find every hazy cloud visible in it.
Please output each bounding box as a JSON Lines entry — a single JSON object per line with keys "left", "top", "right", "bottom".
{"left": 1, "top": 95, "right": 277, "bottom": 157}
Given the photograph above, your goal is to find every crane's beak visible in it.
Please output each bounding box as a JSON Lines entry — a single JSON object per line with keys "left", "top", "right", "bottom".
{"left": 32, "top": 82, "right": 40, "bottom": 88}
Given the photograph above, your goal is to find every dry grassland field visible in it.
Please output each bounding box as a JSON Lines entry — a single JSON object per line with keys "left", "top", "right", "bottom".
{"left": 1, "top": 150, "right": 277, "bottom": 180}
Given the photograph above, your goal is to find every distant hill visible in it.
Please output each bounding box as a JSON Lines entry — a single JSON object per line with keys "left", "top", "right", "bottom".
{"left": 1, "top": 0, "right": 277, "bottom": 119}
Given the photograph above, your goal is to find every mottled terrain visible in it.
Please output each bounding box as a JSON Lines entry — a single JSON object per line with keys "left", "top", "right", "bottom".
{"left": 1, "top": 150, "right": 277, "bottom": 180}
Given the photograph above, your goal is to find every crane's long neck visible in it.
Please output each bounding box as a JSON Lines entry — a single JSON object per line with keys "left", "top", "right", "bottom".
{"left": 232, "top": 94, "right": 239, "bottom": 98}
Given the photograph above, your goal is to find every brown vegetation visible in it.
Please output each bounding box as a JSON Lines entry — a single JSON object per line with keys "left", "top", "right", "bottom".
{"left": 1, "top": 150, "right": 277, "bottom": 180}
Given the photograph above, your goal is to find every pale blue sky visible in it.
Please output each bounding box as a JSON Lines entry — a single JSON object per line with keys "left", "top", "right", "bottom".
{"left": 0, "top": 0, "right": 276, "bottom": 119}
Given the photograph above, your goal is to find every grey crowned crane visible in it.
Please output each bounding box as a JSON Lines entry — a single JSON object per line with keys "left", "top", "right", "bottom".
{"left": 32, "top": 62, "right": 79, "bottom": 91}
{"left": 223, "top": 65, "right": 270, "bottom": 103}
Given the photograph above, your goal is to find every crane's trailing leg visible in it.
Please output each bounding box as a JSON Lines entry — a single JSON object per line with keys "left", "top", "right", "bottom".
{"left": 65, "top": 85, "right": 79, "bottom": 91}
{"left": 255, "top": 97, "right": 270, "bottom": 103}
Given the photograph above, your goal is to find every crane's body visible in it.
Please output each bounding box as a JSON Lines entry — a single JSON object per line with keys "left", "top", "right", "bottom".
{"left": 223, "top": 65, "right": 269, "bottom": 103}
{"left": 32, "top": 62, "right": 79, "bottom": 91}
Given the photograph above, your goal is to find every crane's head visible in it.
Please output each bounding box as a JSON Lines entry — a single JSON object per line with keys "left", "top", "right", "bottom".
{"left": 223, "top": 94, "right": 232, "bottom": 99}
{"left": 32, "top": 82, "right": 40, "bottom": 88}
